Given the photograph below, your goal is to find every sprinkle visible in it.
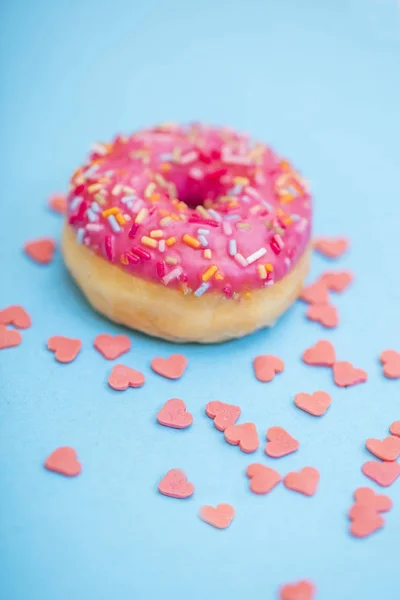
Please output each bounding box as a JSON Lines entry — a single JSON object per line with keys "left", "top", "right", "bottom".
{"left": 108, "top": 215, "right": 121, "bottom": 233}
{"left": 166, "top": 236, "right": 177, "bottom": 247}
{"left": 150, "top": 229, "right": 163, "bottom": 239}
{"left": 222, "top": 221, "right": 233, "bottom": 236}
{"left": 158, "top": 240, "right": 166, "bottom": 252}
{"left": 246, "top": 247, "right": 267, "bottom": 264}
{"left": 203, "top": 249, "right": 212, "bottom": 259}
{"left": 179, "top": 151, "right": 198, "bottom": 164}
{"left": 270, "top": 234, "right": 284, "bottom": 255}
{"left": 224, "top": 213, "right": 241, "bottom": 221}
{"left": 84, "top": 165, "right": 99, "bottom": 179}
{"left": 86, "top": 224, "right": 103, "bottom": 232}
{"left": 141, "top": 236, "right": 158, "bottom": 248}
{"left": 182, "top": 234, "right": 201, "bottom": 249}
{"left": 223, "top": 285, "right": 233, "bottom": 298}
{"left": 90, "top": 202, "right": 101, "bottom": 213}
{"left": 160, "top": 216, "right": 173, "bottom": 227}
{"left": 131, "top": 247, "right": 151, "bottom": 261}
{"left": 156, "top": 261, "right": 166, "bottom": 278}
{"left": 197, "top": 228, "right": 210, "bottom": 236}
{"left": 227, "top": 185, "right": 242, "bottom": 195}
{"left": 94, "top": 193, "right": 106, "bottom": 205}
{"left": 112, "top": 183, "right": 123, "bottom": 196}
{"left": 163, "top": 267, "right": 183, "bottom": 285}
{"left": 88, "top": 183, "right": 103, "bottom": 193}
{"left": 165, "top": 256, "right": 178, "bottom": 265}
{"left": 198, "top": 235, "right": 208, "bottom": 247}
{"left": 144, "top": 182, "right": 156, "bottom": 198}
{"left": 194, "top": 282, "right": 211, "bottom": 297}
{"left": 76, "top": 228, "right": 85, "bottom": 244}
{"left": 257, "top": 265, "right": 267, "bottom": 280}
{"left": 237, "top": 222, "right": 251, "bottom": 230}
{"left": 233, "top": 176, "right": 249, "bottom": 186}
{"left": 132, "top": 199, "right": 145, "bottom": 213}
{"left": 215, "top": 272, "right": 224, "bottom": 281}
{"left": 104, "top": 236, "right": 114, "bottom": 261}
{"left": 116, "top": 213, "right": 126, "bottom": 226}
{"left": 160, "top": 163, "right": 171, "bottom": 172}
{"left": 125, "top": 252, "right": 139, "bottom": 264}
{"left": 70, "top": 196, "right": 83, "bottom": 211}
{"left": 265, "top": 263, "right": 274, "bottom": 272}
{"left": 234, "top": 253, "right": 248, "bottom": 267}
{"left": 86, "top": 209, "right": 97, "bottom": 222}
{"left": 102, "top": 207, "right": 118, "bottom": 217}
{"left": 129, "top": 223, "right": 139, "bottom": 238}
{"left": 135, "top": 208, "right": 149, "bottom": 224}
{"left": 228, "top": 239, "right": 237, "bottom": 256}
{"left": 188, "top": 217, "right": 219, "bottom": 227}
{"left": 91, "top": 143, "right": 107, "bottom": 155}
{"left": 196, "top": 205, "right": 210, "bottom": 219}
{"left": 202, "top": 265, "right": 218, "bottom": 282}
{"left": 208, "top": 209, "right": 222, "bottom": 222}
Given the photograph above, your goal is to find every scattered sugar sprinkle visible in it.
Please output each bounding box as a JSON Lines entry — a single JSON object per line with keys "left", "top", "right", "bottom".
{"left": 194, "top": 281, "right": 211, "bottom": 297}
{"left": 158, "top": 240, "right": 166, "bottom": 252}
{"left": 203, "top": 249, "right": 212, "bottom": 260}
{"left": 163, "top": 266, "right": 183, "bottom": 285}
{"left": 141, "top": 235, "right": 158, "bottom": 248}
{"left": 202, "top": 265, "right": 218, "bottom": 282}
{"left": 234, "top": 253, "right": 248, "bottom": 267}
{"left": 198, "top": 235, "right": 208, "bottom": 247}
{"left": 108, "top": 214, "right": 121, "bottom": 233}
{"left": 246, "top": 247, "right": 267, "bottom": 265}
{"left": 228, "top": 239, "right": 237, "bottom": 257}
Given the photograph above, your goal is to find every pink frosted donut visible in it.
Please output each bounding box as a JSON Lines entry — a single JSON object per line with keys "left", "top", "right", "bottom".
{"left": 62, "top": 123, "right": 311, "bottom": 342}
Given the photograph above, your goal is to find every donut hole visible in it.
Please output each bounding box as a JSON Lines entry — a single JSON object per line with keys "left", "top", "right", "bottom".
{"left": 173, "top": 168, "right": 228, "bottom": 210}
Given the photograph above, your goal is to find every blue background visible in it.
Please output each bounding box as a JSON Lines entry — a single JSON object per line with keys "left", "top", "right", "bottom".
{"left": 1, "top": 1, "right": 400, "bottom": 598}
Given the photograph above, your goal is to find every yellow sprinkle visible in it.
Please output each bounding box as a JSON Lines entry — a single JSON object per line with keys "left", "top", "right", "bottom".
{"left": 160, "top": 216, "right": 173, "bottom": 226}
{"left": 257, "top": 265, "right": 267, "bottom": 280}
{"left": 144, "top": 182, "right": 156, "bottom": 198}
{"left": 120, "top": 254, "right": 129, "bottom": 265}
{"left": 94, "top": 193, "right": 106, "bottom": 205}
{"left": 171, "top": 214, "right": 180, "bottom": 221}
{"left": 233, "top": 176, "right": 249, "bottom": 186}
{"left": 215, "top": 272, "right": 224, "bottom": 281}
{"left": 102, "top": 207, "right": 119, "bottom": 217}
{"left": 237, "top": 222, "right": 251, "bottom": 230}
{"left": 177, "top": 201, "right": 187, "bottom": 211}
{"left": 265, "top": 263, "right": 274, "bottom": 272}
{"left": 123, "top": 185, "right": 135, "bottom": 194}
{"left": 196, "top": 205, "right": 209, "bottom": 218}
{"left": 150, "top": 229, "right": 163, "bottom": 239}
{"left": 166, "top": 236, "right": 177, "bottom": 247}
{"left": 154, "top": 174, "right": 168, "bottom": 187}
{"left": 165, "top": 256, "right": 178, "bottom": 265}
{"left": 160, "top": 163, "right": 172, "bottom": 172}
{"left": 182, "top": 234, "right": 201, "bottom": 249}
{"left": 88, "top": 183, "right": 102, "bottom": 193}
{"left": 141, "top": 236, "right": 158, "bottom": 248}
{"left": 112, "top": 184, "right": 123, "bottom": 196}
{"left": 135, "top": 208, "right": 149, "bottom": 224}
{"left": 279, "top": 193, "right": 295, "bottom": 204}
{"left": 202, "top": 265, "right": 218, "bottom": 282}
{"left": 116, "top": 213, "right": 126, "bottom": 225}
{"left": 203, "top": 249, "right": 212, "bottom": 260}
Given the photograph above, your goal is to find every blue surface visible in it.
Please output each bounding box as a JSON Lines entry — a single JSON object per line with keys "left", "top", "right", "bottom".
{"left": 1, "top": 1, "right": 400, "bottom": 598}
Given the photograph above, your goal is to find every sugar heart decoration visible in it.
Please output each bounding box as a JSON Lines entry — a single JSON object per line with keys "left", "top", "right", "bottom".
{"left": 306, "top": 303, "right": 338, "bottom": 328}
{"left": 253, "top": 355, "right": 284, "bottom": 382}
{"left": 314, "top": 236, "right": 349, "bottom": 258}
{"left": 246, "top": 463, "right": 282, "bottom": 495}
{"left": 265, "top": 426, "right": 299, "bottom": 458}
{"left": 389, "top": 421, "right": 400, "bottom": 437}
{"left": 205, "top": 401, "right": 241, "bottom": 432}
{"left": 302, "top": 340, "right": 336, "bottom": 367}
{"left": 300, "top": 281, "right": 329, "bottom": 305}
{"left": 284, "top": 467, "right": 320, "bottom": 496}
{"left": 380, "top": 350, "right": 400, "bottom": 379}
{"left": 0, "top": 305, "right": 31, "bottom": 329}
{"left": 199, "top": 503, "right": 235, "bottom": 529}
{"left": 0, "top": 325, "right": 22, "bottom": 350}
{"left": 151, "top": 354, "right": 188, "bottom": 379}
{"left": 279, "top": 580, "right": 316, "bottom": 600}
{"left": 294, "top": 391, "right": 331, "bottom": 417}
{"left": 47, "top": 335, "right": 82, "bottom": 363}
{"left": 349, "top": 513, "right": 385, "bottom": 538}
{"left": 321, "top": 270, "right": 353, "bottom": 292}
{"left": 157, "top": 398, "right": 193, "bottom": 429}
{"left": 108, "top": 364, "right": 145, "bottom": 390}
{"left": 366, "top": 436, "right": 400, "bottom": 461}
{"left": 224, "top": 423, "right": 259, "bottom": 453}
{"left": 48, "top": 193, "right": 66, "bottom": 214}
{"left": 333, "top": 361, "right": 367, "bottom": 387}
{"left": 353, "top": 487, "right": 392, "bottom": 513}
{"left": 44, "top": 446, "right": 81, "bottom": 477}
{"left": 94, "top": 334, "right": 131, "bottom": 360}
{"left": 362, "top": 460, "right": 400, "bottom": 487}
{"left": 158, "top": 469, "right": 194, "bottom": 499}
{"left": 24, "top": 237, "right": 56, "bottom": 264}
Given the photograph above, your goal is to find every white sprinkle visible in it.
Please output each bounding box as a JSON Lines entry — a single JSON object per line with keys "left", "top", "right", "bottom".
{"left": 197, "top": 228, "right": 210, "bottom": 236}
{"left": 70, "top": 196, "right": 83, "bottom": 211}
{"left": 86, "top": 224, "right": 103, "bottom": 232}
{"left": 112, "top": 183, "right": 123, "bottom": 196}
{"left": 91, "top": 143, "right": 107, "bottom": 155}
{"left": 76, "top": 228, "right": 85, "bottom": 244}
{"left": 86, "top": 209, "right": 97, "bottom": 222}
{"left": 179, "top": 151, "right": 198, "bottom": 165}
{"left": 245, "top": 186, "right": 261, "bottom": 199}
{"left": 158, "top": 240, "right": 166, "bottom": 252}
{"left": 198, "top": 235, "right": 208, "bottom": 247}
{"left": 208, "top": 209, "right": 222, "bottom": 222}
{"left": 189, "top": 167, "right": 204, "bottom": 180}
{"left": 246, "top": 247, "right": 267, "bottom": 264}
{"left": 228, "top": 239, "right": 237, "bottom": 256}
{"left": 194, "top": 282, "right": 211, "bottom": 297}
{"left": 108, "top": 215, "right": 121, "bottom": 233}
{"left": 234, "top": 253, "right": 248, "bottom": 267}
{"left": 224, "top": 214, "right": 241, "bottom": 221}
{"left": 162, "top": 267, "right": 183, "bottom": 285}
{"left": 90, "top": 202, "right": 101, "bottom": 213}
{"left": 84, "top": 165, "right": 99, "bottom": 179}
{"left": 223, "top": 221, "right": 232, "bottom": 236}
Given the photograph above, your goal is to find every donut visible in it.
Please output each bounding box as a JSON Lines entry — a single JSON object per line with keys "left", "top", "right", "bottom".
{"left": 62, "top": 123, "right": 311, "bottom": 343}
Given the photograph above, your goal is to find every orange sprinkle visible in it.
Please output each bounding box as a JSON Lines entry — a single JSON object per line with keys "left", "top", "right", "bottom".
{"left": 120, "top": 254, "right": 129, "bottom": 265}
{"left": 202, "top": 265, "right": 218, "bottom": 282}
{"left": 265, "top": 263, "right": 274, "bottom": 272}
{"left": 279, "top": 193, "right": 295, "bottom": 204}
{"left": 160, "top": 161, "right": 172, "bottom": 171}
{"left": 116, "top": 213, "right": 126, "bottom": 226}
{"left": 149, "top": 192, "right": 161, "bottom": 203}
{"left": 150, "top": 229, "right": 163, "bottom": 239}
{"left": 166, "top": 236, "right": 177, "bottom": 247}
{"left": 215, "top": 272, "right": 224, "bottom": 281}
{"left": 182, "top": 234, "right": 201, "bottom": 249}
{"left": 102, "top": 207, "right": 119, "bottom": 217}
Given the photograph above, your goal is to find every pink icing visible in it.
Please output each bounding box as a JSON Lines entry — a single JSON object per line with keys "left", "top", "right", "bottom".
{"left": 66, "top": 123, "right": 311, "bottom": 298}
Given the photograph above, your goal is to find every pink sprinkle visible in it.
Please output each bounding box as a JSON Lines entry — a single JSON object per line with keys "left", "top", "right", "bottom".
{"left": 104, "top": 236, "right": 114, "bottom": 261}
{"left": 126, "top": 252, "right": 139, "bottom": 264}
{"left": 270, "top": 234, "right": 284, "bottom": 255}
{"left": 131, "top": 246, "right": 151, "bottom": 261}
{"left": 188, "top": 217, "right": 219, "bottom": 227}
{"left": 129, "top": 223, "right": 140, "bottom": 238}
{"left": 179, "top": 273, "right": 189, "bottom": 283}
{"left": 223, "top": 285, "right": 233, "bottom": 298}
{"left": 156, "top": 261, "right": 166, "bottom": 278}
